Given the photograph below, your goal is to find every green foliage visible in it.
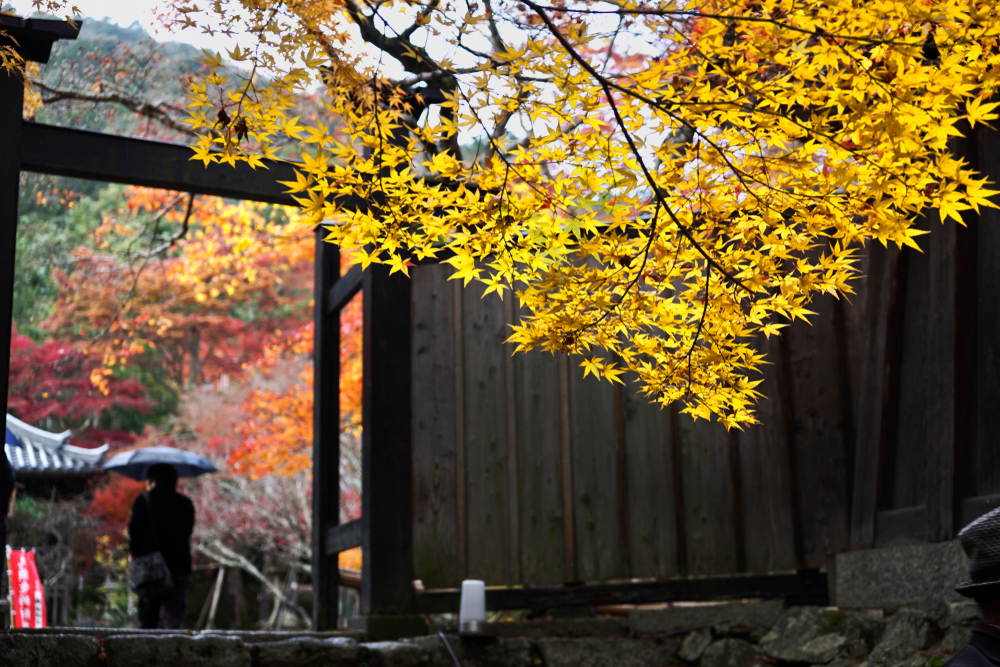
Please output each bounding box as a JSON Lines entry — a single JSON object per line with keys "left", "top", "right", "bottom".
{"left": 12, "top": 494, "right": 52, "bottom": 523}
{"left": 13, "top": 176, "right": 115, "bottom": 339}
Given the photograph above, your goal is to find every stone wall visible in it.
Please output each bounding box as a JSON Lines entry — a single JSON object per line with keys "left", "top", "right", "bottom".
{"left": 0, "top": 597, "right": 982, "bottom": 667}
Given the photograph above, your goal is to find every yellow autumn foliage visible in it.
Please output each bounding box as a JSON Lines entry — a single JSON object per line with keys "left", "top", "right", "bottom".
{"left": 45, "top": 0, "right": 1000, "bottom": 425}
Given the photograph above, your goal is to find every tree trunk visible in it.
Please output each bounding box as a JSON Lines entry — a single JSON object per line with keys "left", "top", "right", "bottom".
{"left": 187, "top": 325, "right": 202, "bottom": 389}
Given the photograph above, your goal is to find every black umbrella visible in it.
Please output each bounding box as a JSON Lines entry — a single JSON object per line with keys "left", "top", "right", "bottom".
{"left": 103, "top": 445, "right": 218, "bottom": 480}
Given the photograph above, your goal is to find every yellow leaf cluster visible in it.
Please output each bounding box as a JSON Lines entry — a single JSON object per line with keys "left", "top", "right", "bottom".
{"left": 173, "top": 0, "right": 1000, "bottom": 424}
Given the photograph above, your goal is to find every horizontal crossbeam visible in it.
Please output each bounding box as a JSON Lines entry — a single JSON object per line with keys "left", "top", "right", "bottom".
{"left": 326, "top": 518, "right": 364, "bottom": 556}
{"left": 327, "top": 265, "right": 363, "bottom": 315}
{"left": 413, "top": 569, "right": 828, "bottom": 613}
{"left": 20, "top": 122, "right": 364, "bottom": 212}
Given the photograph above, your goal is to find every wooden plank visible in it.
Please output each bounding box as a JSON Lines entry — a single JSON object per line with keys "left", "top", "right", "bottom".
{"left": 670, "top": 405, "right": 688, "bottom": 575}
{"left": 326, "top": 518, "right": 364, "bottom": 555}
{"left": 851, "top": 243, "right": 904, "bottom": 549}
{"left": 977, "top": 124, "right": 1000, "bottom": 496}
{"left": 959, "top": 494, "right": 1000, "bottom": 529}
{"left": 0, "top": 72, "right": 24, "bottom": 465}
{"left": 504, "top": 297, "right": 521, "bottom": 585}
{"left": 462, "top": 283, "right": 512, "bottom": 585}
{"left": 953, "top": 126, "right": 980, "bottom": 517}
{"left": 736, "top": 334, "right": 797, "bottom": 573}
{"left": 729, "top": 429, "right": 747, "bottom": 573}
{"left": 411, "top": 264, "right": 461, "bottom": 589}
{"left": 888, "top": 235, "right": 931, "bottom": 511}
{"left": 623, "top": 386, "right": 679, "bottom": 579}
{"left": 361, "top": 265, "right": 414, "bottom": 614}
{"left": 678, "top": 415, "right": 738, "bottom": 575}
{"left": 614, "top": 383, "right": 631, "bottom": 577}
{"left": 312, "top": 233, "right": 341, "bottom": 630}
{"left": 873, "top": 506, "right": 928, "bottom": 548}
{"left": 786, "top": 291, "right": 869, "bottom": 564}
{"left": 924, "top": 211, "right": 956, "bottom": 542}
{"left": 413, "top": 570, "right": 829, "bottom": 613}
{"left": 327, "top": 265, "right": 362, "bottom": 315}
{"left": 569, "top": 358, "right": 625, "bottom": 582}
{"left": 558, "top": 355, "right": 577, "bottom": 582}
{"left": 515, "top": 345, "right": 565, "bottom": 585}
{"left": 20, "top": 122, "right": 312, "bottom": 207}
{"left": 0, "top": 16, "right": 80, "bottom": 63}
{"left": 453, "top": 279, "right": 467, "bottom": 576}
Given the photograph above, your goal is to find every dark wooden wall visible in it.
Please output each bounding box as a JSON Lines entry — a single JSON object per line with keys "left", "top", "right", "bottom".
{"left": 409, "top": 127, "right": 1000, "bottom": 590}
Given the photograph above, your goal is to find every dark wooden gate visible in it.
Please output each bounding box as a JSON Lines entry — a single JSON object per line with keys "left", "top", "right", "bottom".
{"left": 5, "top": 15, "right": 1000, "bottom": 627}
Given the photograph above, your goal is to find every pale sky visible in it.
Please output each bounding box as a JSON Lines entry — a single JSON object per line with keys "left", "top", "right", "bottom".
{"left": 6, "top": 0, "right": 227, "bottom": 50}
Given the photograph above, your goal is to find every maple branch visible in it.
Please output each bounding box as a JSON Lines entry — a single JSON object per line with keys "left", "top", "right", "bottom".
{"left": 33, "top": 80, "right": 197, "bottom": 138}
{"left": 346, "top": 0, "right": 439, "bottom": 74}
{"left": 482, "top": 0, "right": 509, "bottom": 54}
{"left": 134, "top": 193, "right": 196, "bottom": 259}
{"left": 398, "top": 0, "right": 440, "bottom": 42}
{"left": 525, "top": 4, "right": 919, "bottom": 47}
{"left": 525, "top": 0, "right": 749, "bottom": 293}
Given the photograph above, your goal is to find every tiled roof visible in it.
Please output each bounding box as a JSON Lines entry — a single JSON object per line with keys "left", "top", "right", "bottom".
{"left": 4, "top": 414, "right": 109, "bottom": 476}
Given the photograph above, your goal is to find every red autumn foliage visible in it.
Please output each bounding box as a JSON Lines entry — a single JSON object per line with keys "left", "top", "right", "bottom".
{"left": 7, "top": 325, "right": 150, "bottom": 448}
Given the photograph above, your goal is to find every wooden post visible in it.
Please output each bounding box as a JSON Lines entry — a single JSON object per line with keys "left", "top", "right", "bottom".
{"left": 0, "top": 66, "right": 25, "bottom": 422}
{"left": 312, "top": 231, "right": 341, "bottom": 630}
{"left": 925, "top": 217, "right": 957, "bottom": 542}
{"left": 361, "top": 264, "right": 414, "bottom": 615}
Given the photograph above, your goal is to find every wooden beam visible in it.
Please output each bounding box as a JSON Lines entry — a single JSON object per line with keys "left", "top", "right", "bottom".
{"left": 0, "top": 16, "right": 81, "bottom": 64}
{"left": 413, "top": 570, "right": 828, "bottom": 613}
{"left": 312, "top": 233, "right": 341, "bottom": 631}
{"left": 925, "top": 213, "right": 957, "bottom": 542}
{"left": 361, "top": 265, "right": 415, "bottom": 615}
{"left": 327, "top": 265, "right": 363, "bottom": 316}
{"left": 0, "top": 71, "right": 25, "bottom": 477}
{"left": 18, "top": 122, "right": 361, "bottom": 209}
{"left": 326, "top": 518, "right": 364, "bottom": 556}
{"left": 850, "top": 244, "right": 903, "bottom": 549}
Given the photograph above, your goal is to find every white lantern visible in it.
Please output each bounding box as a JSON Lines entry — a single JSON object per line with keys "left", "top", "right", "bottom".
{"left": 459, "top": 579, "right": 486, "bottom": 634}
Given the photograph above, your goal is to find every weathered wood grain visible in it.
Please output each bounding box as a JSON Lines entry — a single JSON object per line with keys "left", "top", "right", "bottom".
{"left": 678, "top": 415, "right": 738, "bottom": 575}
{"left": 558, "top": 355, "right": 577, "bottom": 582}
{"left": 977, "top": 125, "right": 1000, "bottom": 496}
{"left": 954, "top": 126, "right": 980, "bottom": 511}
{"left": 361, "top": 266, "right": 414, "bottom": 614}
{"left": 737, "top": 334, "right": 797, "bottom": 573}
{"left": 453, "top": 279, "right": 467, "bottom": 575}
{"left": 515, "top": 345, "right": 566, "bottom": 585}
{"left": 504, "top": 297, "right": 521, "bottom": 584}
{"left": 411, "top": 264, "right": 462, "bottom": 588}
{"left": 888, "top": 233, "right": 931, "bottom": 511}
{"left": 783, "top": 297, "right": 854, "bottom": 567}
{"left": 569, "top": 359, "right": 625, "bottom": 582}
{"left": 924, "top": 211, "right": 956, "bottom": 542}
{"left": 463, "top": 283, "right": 512, "bottom": 584}
{"left": 623, "top": 385, "right": 679, "bottom": 579}
{"left": 851, "top": 243, "right": 904, "bottom": 549}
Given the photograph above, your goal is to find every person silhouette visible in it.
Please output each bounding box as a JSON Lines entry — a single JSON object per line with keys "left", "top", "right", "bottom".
{"left": 128, "top": 463, "right": 195, "bottom": 629}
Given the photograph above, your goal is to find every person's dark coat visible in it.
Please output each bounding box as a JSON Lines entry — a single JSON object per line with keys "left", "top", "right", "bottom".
{"left": 128, "top": 486, "right": 195, "bottom": 576}
{"left": 946, "top": 624, "right": 1000, "bottom": 667}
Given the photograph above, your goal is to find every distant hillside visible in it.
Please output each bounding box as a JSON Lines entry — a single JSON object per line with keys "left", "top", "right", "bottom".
{"left": 33, "top": 17, "right": 202, "bottom": 140}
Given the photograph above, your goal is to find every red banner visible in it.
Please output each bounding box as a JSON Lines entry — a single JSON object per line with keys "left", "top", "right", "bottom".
{"left": 6, "top": 547, "right": 46, "bottom": 628}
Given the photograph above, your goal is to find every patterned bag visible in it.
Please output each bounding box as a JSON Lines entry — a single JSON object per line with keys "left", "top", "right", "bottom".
{"left": 129, "top": 493, "right": 174, "bottom": 597}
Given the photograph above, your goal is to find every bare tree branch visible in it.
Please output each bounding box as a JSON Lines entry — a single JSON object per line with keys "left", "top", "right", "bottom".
{"left": 32, "top": 79, "right": 198, "bottom": 138}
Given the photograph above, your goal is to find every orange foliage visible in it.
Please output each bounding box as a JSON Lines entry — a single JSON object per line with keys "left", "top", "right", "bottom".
{"left": 46, "top": 187, "right": 314, "bottom": 391}
{"left": 227, "top": 290, "right": 362, "bottom": 479}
